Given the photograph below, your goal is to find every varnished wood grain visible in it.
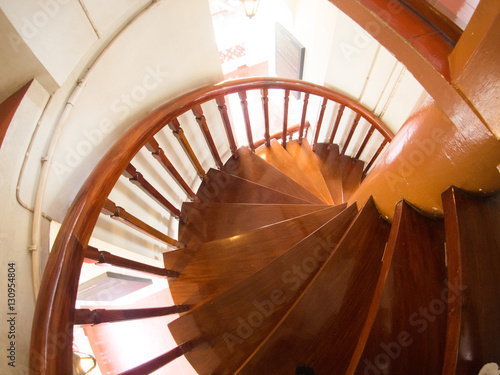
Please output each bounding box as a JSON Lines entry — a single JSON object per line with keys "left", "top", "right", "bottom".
{"left": 286, "top": 139, "right": 334, "bottom": 205}
{"left": 74, "top": 305, "right": 188, "bottom": 325}
{"left": 256, "top": 139, "right": 328, "bottom": 203}
{"left": 351, "top": 200, "right": 446, "bottom": 375}
{"left": 192, "top": 104, "right": 223, "bottom": 169}
{"left": 197, "top": 168, "right": 311, "bottom": 205}
{"left": 341, "top": 113, "right": 362, "bottom": 156}
{"left": 341, "top": 154, "right": 364, "bottom": 202}
{"left": 223, "top": 146, "right": 326, "bottom": 204}
{"left": 179, "top": 203, "right": 341, "bottom": 246}
{"left": 165, "top": 206, "right": 346, "bottom": 307}
{"left": 441, "top": 187, "right": 500, "bottom": 375}
{"left": 236, "top": 197, "right": 390, "bottom": 374}
{"left": 313, "top": 143, "right": 343, "bottom": 205}
{"left": 168, "top": 205, "right": 358, "bottom": 374}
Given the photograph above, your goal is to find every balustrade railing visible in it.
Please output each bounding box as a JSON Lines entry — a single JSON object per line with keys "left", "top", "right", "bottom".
{"left": 29, "top": 77, "right": 393, "bottom": 374}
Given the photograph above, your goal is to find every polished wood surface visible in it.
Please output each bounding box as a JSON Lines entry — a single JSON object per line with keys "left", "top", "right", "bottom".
{"left": 256, "top": 139, "right": 327, "bottom": 203}
{"left": 192, "top": 104, "right": 223, "bottom": 169}
{"left": 168, "top": 205, "right": 358, "bottom": 374}
{"left": 118, "top": 342, "right": 192, "bottom": 375}
{"left": 441, "top": 187, "right": 500, "bottom": 375}
{"left": 165, "top": 206, "right": 346, "bottom": 307}
{"left": 286, "top": 139, "right": 334, "bottom": 205}
{"left": 328, "top": 103, "right": 345, "bottom": 148}
{"left": 299, "top": 92, "right": 310, "bottom": 142}
{"left": 313, "top": 143, "right": 343, "bottom": 205}
{"left": 238, "top": 90, "right": 255, "bottom": 151}
{"left": 84, "top": 245, "right": 179, "bottom": 278}
{"left": 363, "top": 139, "right": 387, "bottom": 175}
{"left": 355, "top": 125, "right": 375, "bottom": 160}
{"left": 223, "top": 146, "right": 325, "bottom": 204}
{"left": 236, "top": 197, "right": 390, "bottom": 374}
{"left": 312, "top": 97, "right": 329, "bottom": 151}
{"left": 341, "top": 155, "right": 365, "bottom": 202}
{"left": 197, "top": 168, "right": 311, "bottom": 205}
{"left": 351, "top": 200, "right": 446, "bottom": 374}
{"left": 215, "top": 95, "right": 238, "bottom": 158}
{"left": 145, "top": 137, "right": 198, "bottom": 201}
{"left": 282, "top": 89, "right": 290, "bottom": 148}
{"left": 179, "top": 203, "right": 337, "bottom": 245}
{"left": 341, "top": 113, "right": 362, "bottom": 156}
{"left": 74, "top": 305, "right": 188, "bottom": 325}
{"left": 261, "top": 88, "right": 270, "bottom": 146}
{"left": 253, "top": 123, "right": 307, "bottom": 149}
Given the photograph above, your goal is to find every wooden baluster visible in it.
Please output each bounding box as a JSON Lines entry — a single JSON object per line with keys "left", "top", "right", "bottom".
{"left": 253, "top": 123, "right": 308, "bottom": 149}
{"left": 118, "top": 342, "right": 192, "bottom": 375}
{"left": 74, "top": 305, "right": 189, "bottom": 325}
{"left": 341, "top": 113, "right": 362, "bottom": 156}
{"left": 299, "top": 92, "right": 309, "bottom": 144}
{"left": 168, "top": 118, "right": 207, "bottom": 181}
{"left": 192, "top": 105, "right": 223, "bottom": 169}
{"left": 312, "top": 97, "right": 328, "bottom": 151}
{"left": 123, "top": 163, "right": 185, "bottom": 222}
{"left": 363, "top": 139, "right": 388, "bottom": 174}
{"left": 261, "top": 88, "right": 270, "bottom": 146}
{"left": 84, "top": 245, "right": 180, "bottom": 278}
{"left": 282, "top": 89, "right": 290, "bottom": 148}
{"left": 145, "top": 137, "right": 198, "bottom": 202}
{"left": 355, "top": 125, "right": 375, "bottom": 160}
{"left": 238, "top": 91, "right": 255, "bottom": 151}
{"left": 328, "top": 103, "right": 345, "bottom": 150}
{"left": 103, "top": 198, "right": 184, "bottom": 248}
{"left": 215, "top": 96, "right": 238, "bottom": 158}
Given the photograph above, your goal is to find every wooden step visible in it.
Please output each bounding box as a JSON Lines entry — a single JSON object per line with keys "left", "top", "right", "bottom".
{"left": 340, "top": 155, "right": 364, "bottom": 202}
{"left": 236, "top": 197, "right": 391, "bottom": 374}
{"left": 164, "top": 205, "right": 346, "bottom": 308}
{"left": 223, "top": 146, "right": 326, "bottom": 204}
{"left": 441, "top": 187, "right": 500, "bottom": 375}
{"left": 168, "top": 205, "right": 359, "bottom": 375}
{"left": 350, "top": 200, "right": 446, "bottom": 374}
{"left": 178, "top": 203, "right": 334, "bottom": 246}
{"left": 286, "top": 139, "right": 334, "bottom": 205}
{"left": 255, "top": 139, "right": 329, "bottom": 203}
{"left": 313, "top": 143, "right": 343, "bottom": 205}
{"left": 197, "top": 169, "right": 311, "bottom": 205}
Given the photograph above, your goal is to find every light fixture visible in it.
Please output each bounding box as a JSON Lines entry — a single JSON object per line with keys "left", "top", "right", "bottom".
{"left": 241, "top": 0, "right": 260, "bottom": 19}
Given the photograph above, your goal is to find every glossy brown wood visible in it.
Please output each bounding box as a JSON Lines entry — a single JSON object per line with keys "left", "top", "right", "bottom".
{"left": 363, "top": 139, "right": 388, "bottom": 175}
{"left": 312, "top": 97, "right": 328, "bottom": 151}
{"left": 256, "top": 139, "right": 328, "bottom": 203}
{"left": 253, "top": 123, "right": 307, "bottom": 149}
{"left": 222, "top": 145, "right": 325, "bottom": 204}
{"left": 341, "top": 155, "right": 365, "bottom": 202}
{"left": 238, "top": 90, "right": 255, "bottom": 151}
{"left": 313, "top": 143, "right": 343, "bottom": 205}
{"left": 341, "top": 113, "right": 362, "bottom": 156}
{"left": 328, "top": 103, "right": 345, "bottom": 149}
{"left": 286, "top": 139, "right": 334, "bottom": 205}
{"left": 168, "top": 205, "right": 358, "bottom": 374}
{"left": 350, "top": 200, "right": 446, "bottom": 375}
{"left": 197, "top": 168, "right": 312, "bottom": 205}
{"left": 178, "top": 203, "right": 340, "bottom": 245}
{"left": 145, "top": 137, "right": 198, "bottom": 202}
{"left": 215, "top": 95, "right": 238, "bottom": 158}
{"left": 84, "top": 245, "right": 179, "bottom": 278}
{"left": 165, "top": 206, "right": 346, "bottom": 308}
{"left": 355, "top": 125, "right": 375, "bottom": 160}
{"left": 118, "top": 342, "right": 192, "bottom": 375}
{"left": 236, "top": 197, "right": 391, "bottom": 374}
{"left": 123, "top": 163, "right": 184, "bottom": 221}
{"left": 103, "top": 198, "right": 182, "bottom": 248}
{"left": 299, "top": 92, "right": 310, "bottom": 143}
{"left": 261, "top": 88, "right": 270, "bottom": 146}
{"left": 441, "top": 187, "right": 500, "bottom": 375}
{"left": 31, "top": 77, "right": 392, "bottom": 374}
{"left": 168, "top": 117, "right": 206, "bottom": 180}
{"left": 192, "top": 105, "right": 223, "bottom": 169}
{"left": 282, "top": 89, "right": 290, "bottom": 148}
{"left": 74, "top": 305, "right": 189, "bottom": 325}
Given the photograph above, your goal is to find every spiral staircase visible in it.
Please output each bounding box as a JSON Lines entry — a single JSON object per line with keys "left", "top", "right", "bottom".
{"left": 28, "top": 78, "right": 500, "bottom": 374}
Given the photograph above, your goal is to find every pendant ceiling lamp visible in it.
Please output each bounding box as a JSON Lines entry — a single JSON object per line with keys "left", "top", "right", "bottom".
{"left": 241, "top": 0, "right": 260, "bottom": 19}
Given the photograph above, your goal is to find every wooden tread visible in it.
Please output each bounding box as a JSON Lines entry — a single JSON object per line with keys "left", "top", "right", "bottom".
{"left": 313, "top": 143, "right": 343, "bottom": 205}
{"left": 168, "top": 204, "right": 359, "bottom": 374}
{"left": 165, "top": 205, "right": 347, "bottom": 307}
{"left": 340, "top": 155, "right": 364, "bottom": 202}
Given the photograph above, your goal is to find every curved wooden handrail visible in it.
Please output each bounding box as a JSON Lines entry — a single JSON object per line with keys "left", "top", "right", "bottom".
{"left": 29, "top": 77, "right": 393, "bottom": 374}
